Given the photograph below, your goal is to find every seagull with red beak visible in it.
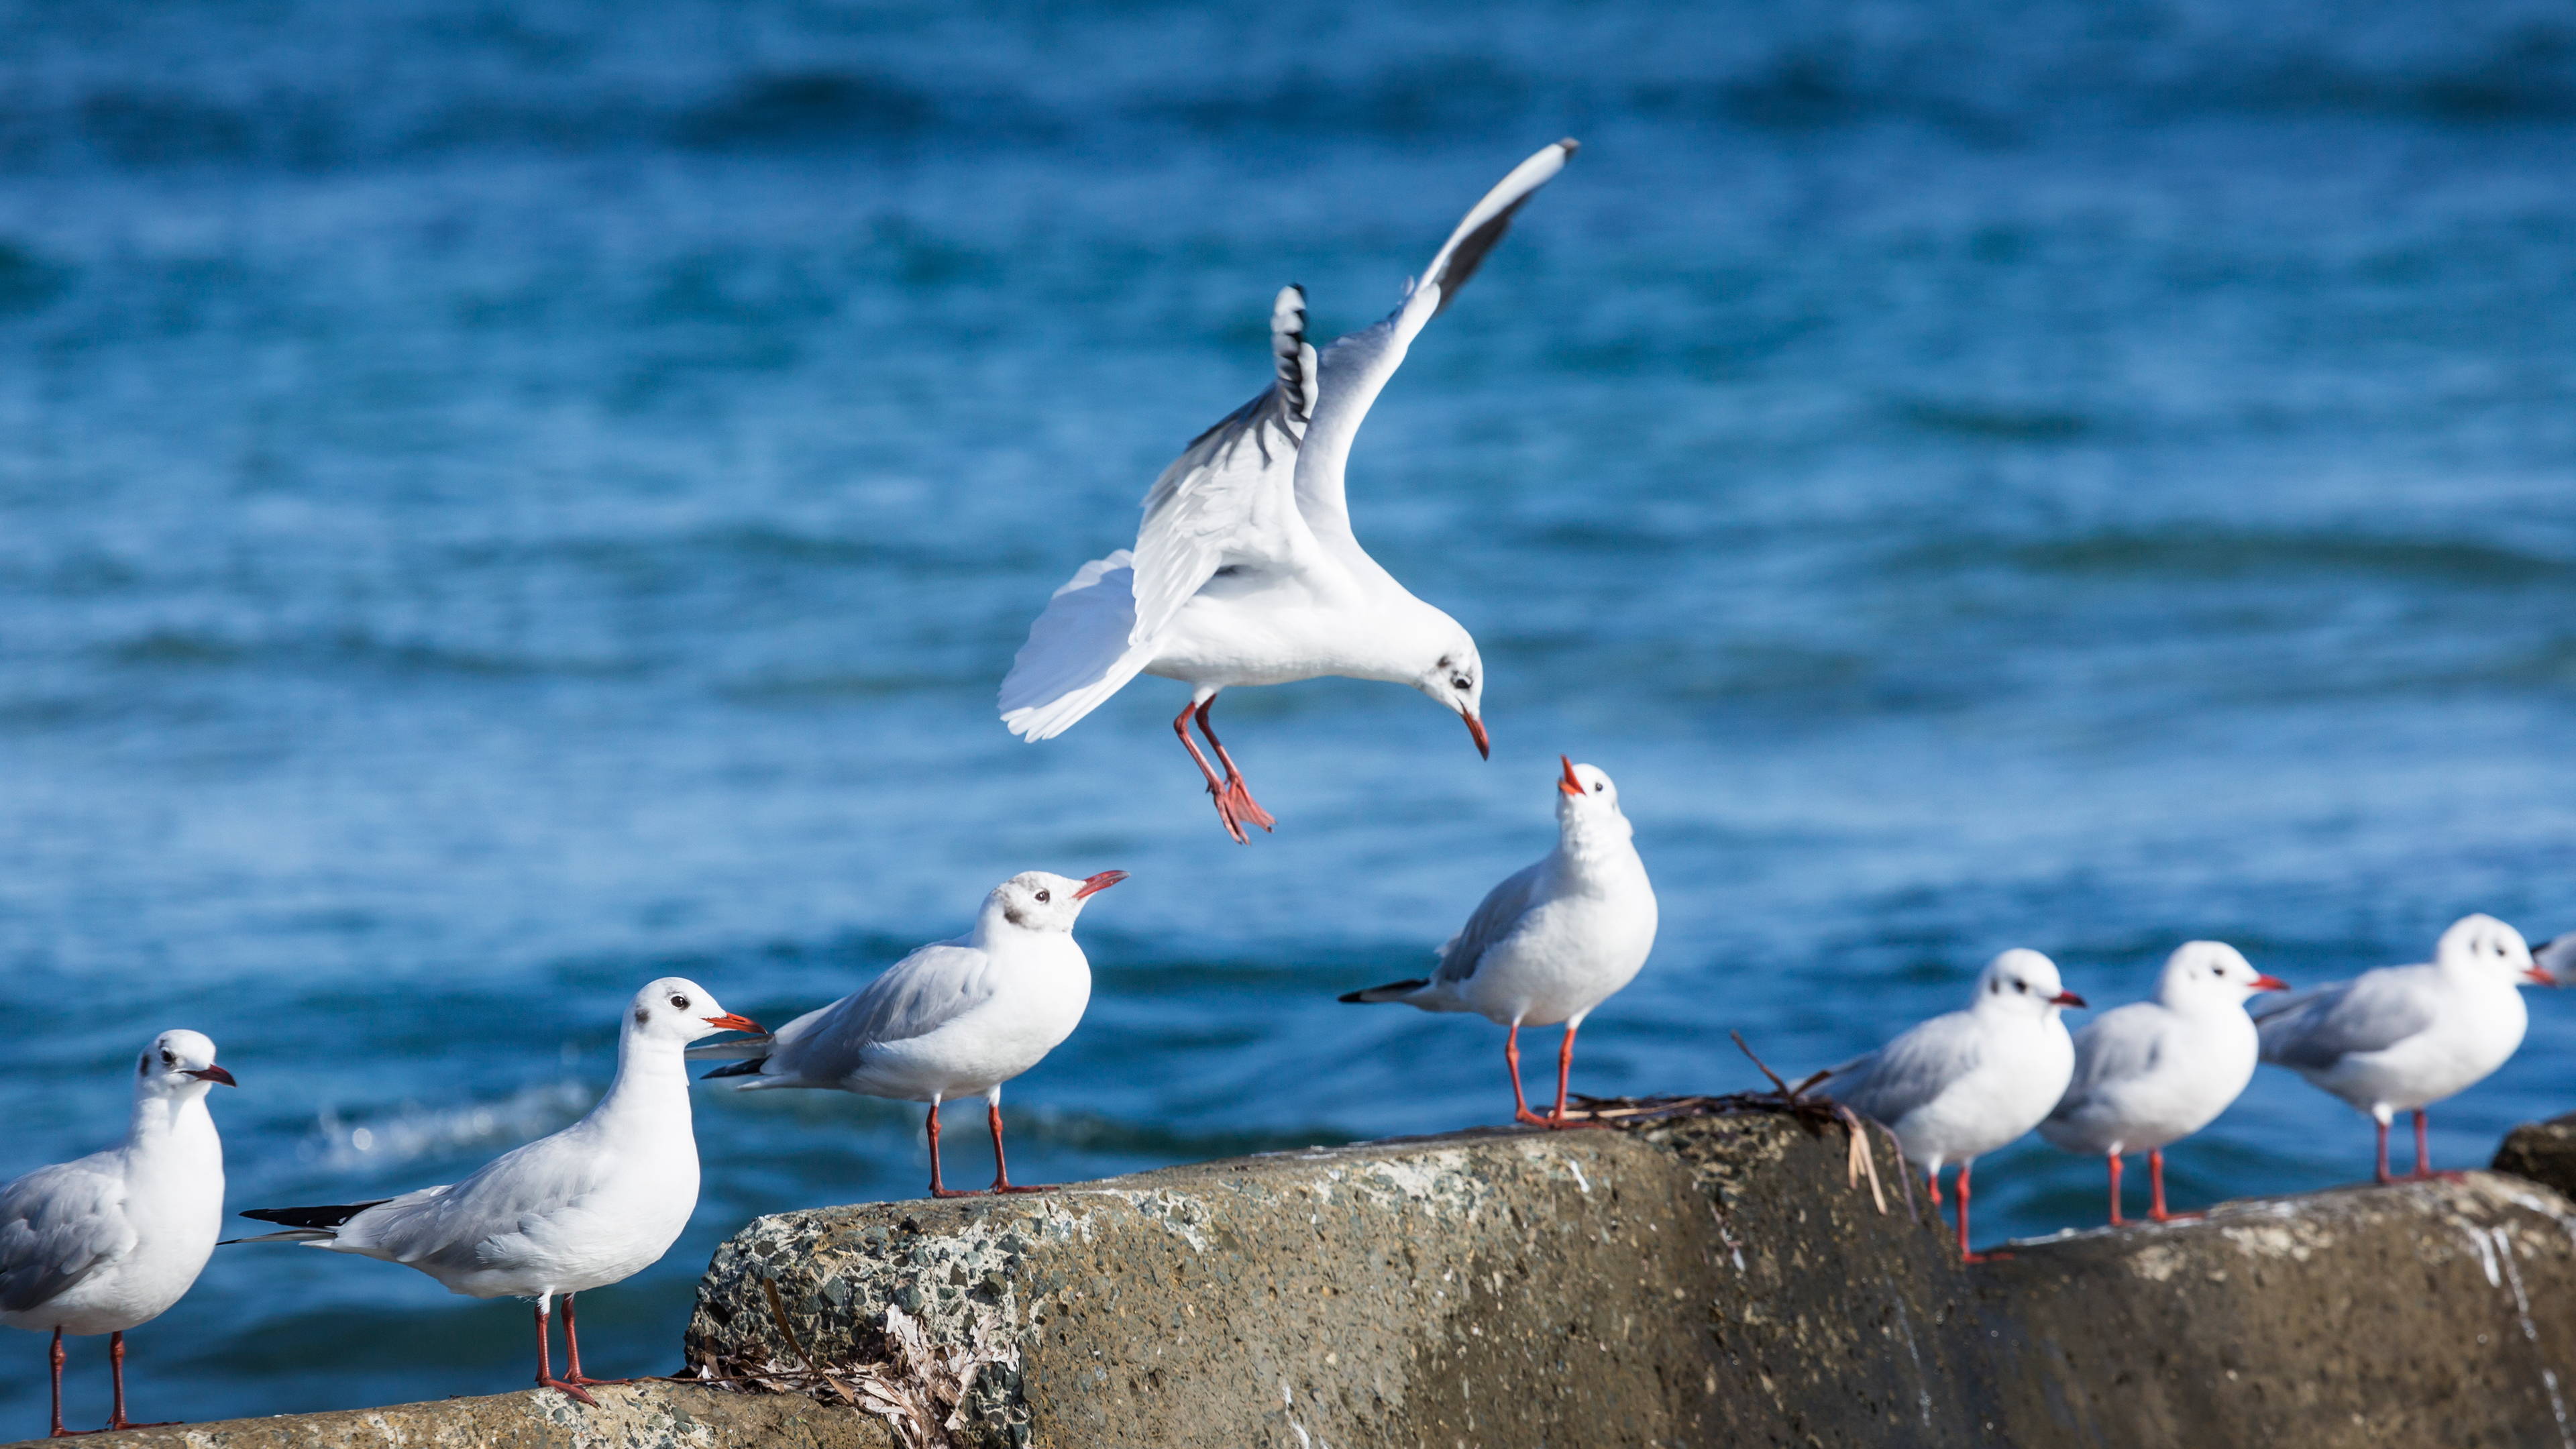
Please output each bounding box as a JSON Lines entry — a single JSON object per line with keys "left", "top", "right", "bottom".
{"left": 1, "top": 1030, "right": 234, "bottom": 1437}
{"left": 690, "top": 870, "right": 1128, "bottom": 1198}
{"left": 2255, "top": 913, "right": 2553, "bottom": 1184}
{"left": 1340, "top": 757, "right": 1656, "bottom": 1127}
{"left": 2039, "top": 942, "right": 2290, "bottom": 1224}
{"left": 1817, "top": 951, "right": 2086, "bottom": 1263}
{"left": 228, "top": 979, "right": 760, "bottom": 1405}
{"left": 999, "top": 143, "right": 1582, "bottom": 842}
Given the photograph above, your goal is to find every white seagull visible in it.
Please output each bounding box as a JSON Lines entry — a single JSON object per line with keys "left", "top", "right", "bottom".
{"left": 227, "top": 979, "right": 759, "bottom": 1405}
{"left": 1339, "top": 757, "right": 1656, "bottom": 1127}
{"left": 1818, "top": 951, "right": 2084, "bottom": 1262}
{"left": 2037, "top": 942, "right": 2288, "bottom": 1225}
{"left": 1, "top": 1030, "right": 234, "bottom": 1438}
{"left": 998, "top": 141, "right": 1579, "bottom": 843}
{"left": 2255, "top": 913, "right": 2552, "bottom": 1184}
{"left": 687, "top": 870, "right": 1127, "bottom": 1197}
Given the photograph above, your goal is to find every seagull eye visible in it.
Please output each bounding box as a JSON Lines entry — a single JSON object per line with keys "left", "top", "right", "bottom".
{"left": 1452, "top": 677, "right": 1470, "bottom": 690}
{"left": 2014, "top": 980, "right": 2028, "bottom": 994}
{"left": 1592, "top": 782, "right": 1604, "bottom": 793}
{"left": 160, "top": 1050, "right": 175, "bottom": 1066}
{"left": 1035, "top": 889, "right": 1051, "bottom": 904}
{"left": 670, "top": 994, "right": 690, "bottom": 1011}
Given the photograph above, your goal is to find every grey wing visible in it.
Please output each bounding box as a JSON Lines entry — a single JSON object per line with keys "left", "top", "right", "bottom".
{"left": 0, "top": 1157, "right": 133, "bottom": 1315}
{"left": 1825, "top": 1012, "right": 1985, "bottom": 1127}
{"left": 1126, "top": 286, "right": 1331, "bottom": 645}
{"left": 2257, "top": 970, "right": 2439, "bottom": 1071}
{"left": 2055, "top": 1006, "right": 2167, "bottom": 1108}
{"left": 767, "top": 941, "right": 1004, "bottom": 1079}
{"left": 1432, "top": 861, "right": 1548, "bottom": 986}
{"left": 1295, "top": 141, "right": 1576, "bottom": 537}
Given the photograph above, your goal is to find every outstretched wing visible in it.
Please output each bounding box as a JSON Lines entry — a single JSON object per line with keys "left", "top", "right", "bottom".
{"left": 2256, "top": 969, "right": 2440, "bottom": 1072}
{"left": 997, "top": 550, "right": 1153, "bottom": 741}
{"left": 1296, "top": 140, "right": 1576, "bottom": 545}
{"left": 1125, "top": 286, "right": 1330, "bottom": 647}
{"left": 0, "top": 1156, "right": 133, "bottom": 1315}
{"left": 1432, "top": 859, "right": 1547, "bottom": 985}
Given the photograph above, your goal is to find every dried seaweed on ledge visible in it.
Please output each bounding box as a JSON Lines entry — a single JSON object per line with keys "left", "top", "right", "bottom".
{"left": 1564, "top": 1032, "right": 1913, "bottom": 1220}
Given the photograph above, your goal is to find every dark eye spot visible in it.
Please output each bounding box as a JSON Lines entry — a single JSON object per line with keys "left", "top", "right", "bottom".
{"left": 634, "top": 1006, "right": 650, "bottom": 1025}
{"left": 2014, "top": 981, "right": 2027, "bottom": 994}
{"left": 1035, "top": 889, "right": 1051, "bottom": 904}
{"left": 1452, "top": 677, "right": 1470, "bottom": 691}
{"left": 139, "top": 1054, "right": 151, "bottom": 1075}
{"left": 671, "top": 994, "right": 690, "bottom": 1011}
{"left": 160, "top": 1050, "right": 175, "bottom": 1066}
{"left": 1592, "top": 782, "right": 1604, "bottom": 793}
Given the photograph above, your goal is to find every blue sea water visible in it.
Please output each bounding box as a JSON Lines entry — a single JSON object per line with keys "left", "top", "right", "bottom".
{"left": 3, "top": 0, "right": 2575, "bottom": 1431}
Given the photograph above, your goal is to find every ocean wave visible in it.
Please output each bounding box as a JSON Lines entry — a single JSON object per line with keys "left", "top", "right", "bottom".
{"left": 297, "top": 1078, "right": 594, "bottom": 1172}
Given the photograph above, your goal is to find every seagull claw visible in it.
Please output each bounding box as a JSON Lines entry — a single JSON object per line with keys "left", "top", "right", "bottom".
{"left": 542, "top": 1378, "right": 601, "bottom": 1407}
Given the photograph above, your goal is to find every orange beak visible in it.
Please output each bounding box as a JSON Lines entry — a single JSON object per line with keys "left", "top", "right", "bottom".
{"left": 2049, "top": 991, "right": 2087, "bottom": 1008}
{"left": 1074, "top": 869, "right": 1129, "bottom": 900}
{"left": 184, "top": 1065, "right": 237, "bottom": 1087}
{"left": 700, "top": 1013, "right": 764, "bottom": 1034}
{"left": 1558, "top": 755, "right": 1584, "bottom": 797}
{"left": 2251, "top": 974, "right": 2292, "bottom": 992}
{"left": 2524, "top": 965, "right": 2559, "bottom": 987}
{"left": 1464, "top": 713, "right": 1489, "bottom": 759}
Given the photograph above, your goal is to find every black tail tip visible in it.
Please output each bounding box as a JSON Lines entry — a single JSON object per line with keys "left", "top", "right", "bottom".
{"left": 239, "top": 1200, "right": 390, "bottom": 1230}
{"left": 701, "top": 1058, "right": 767, "bottom": 1080}
{"left": 1339, "top": 978, "right": 1430, "bottom": 1004}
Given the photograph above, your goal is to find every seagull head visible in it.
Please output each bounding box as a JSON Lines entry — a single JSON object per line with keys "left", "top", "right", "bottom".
{"left": 1972, "top": 948, "right": 2085, "bottom": 1018}
{"left": 2433, "top": 913, "right": 2551, "bottom": 987}
{"left": 989, "top": 869, "right": 1128, "bottom": 936}
{"left": 626, "top": 977, "right": 763, "bottom": 1046}
{"left": 1410, "top": 633, "right": 1489, "bottom": 759}
{"left": 1554, "top": 756, "right": 1629, "bottom": 835}
{"left": 2155, "top": 940, "right": 2290, "bottom": 1012}
{"left": 137, "top": 1029, "right": 234, "bottom": 1098}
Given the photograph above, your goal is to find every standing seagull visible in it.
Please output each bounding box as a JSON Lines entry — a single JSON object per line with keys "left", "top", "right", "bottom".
{"left": 2255, "top": 914, "right": 2551, "bottom": 1184}
{"left": 227, "top": 979, "right": 759, "bottom": 1405}
{"left": 1, "top": 1030, "right": 234, "bottom": 1438}
{"left": 2038, "top": 942, "right": 2288, "bottom": 1225}
{"left": 1339, "top": 757, "right": 1655, "bottom": 1127}
{"left": 1818, "top": 951, "right": 2084, "bottom": 1262}
{"left": 687, "top": 871, "right": 1126, "bottom": 1197}
{"left": 999, "top": 141, "right": 1578, "bottom": 842}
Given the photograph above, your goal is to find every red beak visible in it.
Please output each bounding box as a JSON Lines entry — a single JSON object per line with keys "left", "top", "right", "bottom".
{"left": 184, "top": 1065, "right": 237, "bottom": 1087}
{"left": 1558, "top": 755, "right": 1584, "bottom": 798}
{"left": 1464, "top": 713, "right": 1490, "bottom": 759}
{"left": 1074, "top": 869, "right": 1129, "bottom": 900}
{"left": 2525, "top": 965, "right": 2559, "bottom": 987}
{"left": 2050, "top": 991, "right": 2087, "bottom": 1008}
{"left": 2251, "top": 974, "right": 2292, "bottom": 993}
{"left": 700, "top": 1013, "right": 765, "bottom": 1034}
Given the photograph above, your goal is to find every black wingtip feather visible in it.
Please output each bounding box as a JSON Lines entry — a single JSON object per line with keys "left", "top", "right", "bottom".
{"left": 239, "top": 1199, "right": 392, "bottom": 1230}
{"left": 1339, "top": 978, "right": 1430, "bottom": 1004}
{"left": 702, "top": 1057, "right": 768, "bottom": 1079}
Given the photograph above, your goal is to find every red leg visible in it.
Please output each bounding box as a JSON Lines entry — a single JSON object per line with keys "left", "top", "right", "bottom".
{"left": 2145, "top": 1148, "right": 2202, "bottom": 1222}
{"left": 559, "top": 1295, "right": 629, "bottom": 1389}
{"left": 2408, "top": 1109, "right": 2464, "bottom": 1183}
{"left": 2375, "top": 1117, "right": 2393, "bottom": 1186}
{"left": 534, "top": 1302, "right": 598, "bottom": 1406}
{"left": 928, "top": 1101, "right": 981, "bottom": 1199}
{"left": 1925, "top": 1168, "right": 1942, "bottom": 1207}
{"left": 1173, "top": 699, "right": 1250, "bottom": 845}
{"left": 1541, "top": 1023, "right": 1609, "bottom": 1130}
{"left": 989, "top": 1100, "right": 1055, "bottom": 1193}
{"left": 99, "top": 1330, "right": 174, "bottom": 1430}
{"left": 48, "top": 1326, "right": 75, "bottom": 1439}
{"left": 2106, "top": 1152, "right": 2124, "bottom": 1227}
{"left": 1954, "top": 1161, "right": 2007, "bottom": 1263}
{"left": 1194, "top": 698, "right": 1275, "bottom": 836}
{"left": 1506, "top": 1023, "right": 1549, "bottom": 1126}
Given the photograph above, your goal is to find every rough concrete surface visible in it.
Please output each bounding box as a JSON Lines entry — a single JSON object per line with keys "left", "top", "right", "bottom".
{"left": 19, "top": 1114, "right": 2576, "bottom": 1448}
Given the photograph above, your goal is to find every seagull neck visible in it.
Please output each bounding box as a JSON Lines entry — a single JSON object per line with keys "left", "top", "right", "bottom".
{"left": 123, "top": 1089, "right": 218, "bottom": 1169}
{"left": 588, "top": 1033, "right": 693, "bottom": 1129}
{"left": 1553, "top": 808, "right": 1634, "bottom": 871}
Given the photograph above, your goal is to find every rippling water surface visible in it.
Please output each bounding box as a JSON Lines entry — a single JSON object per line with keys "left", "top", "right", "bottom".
{"left": 4, "top": 0, "right": 2575, "bottom": 1431}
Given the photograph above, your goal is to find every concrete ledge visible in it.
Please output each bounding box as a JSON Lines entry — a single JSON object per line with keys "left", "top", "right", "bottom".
{"left": 21, "top": 1113, "right": 2576, "bottom": 1448}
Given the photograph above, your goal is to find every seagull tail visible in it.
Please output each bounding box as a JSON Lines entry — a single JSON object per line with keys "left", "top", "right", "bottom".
{"left": 1000, "top": 551, "right": 1155, "bottom": 741}
{"left": 1339, "top": 978, "right": 1431, "bottom": 1004}
{"left": 224, "top": 1199, "right": 394, "bottom": 1244}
